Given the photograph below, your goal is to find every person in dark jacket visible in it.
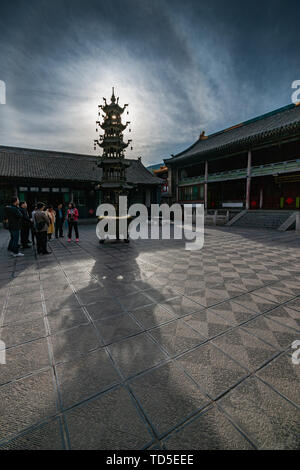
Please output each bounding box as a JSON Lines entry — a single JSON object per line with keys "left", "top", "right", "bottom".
{"left": 3, "top": 197, "right": 24, "bottom": 257}
{"left": 30, "top": 205, "right": 38, "bottom": 245}
{"left": 34, "top": 202, "right": 51, "bottom": 255}
{"left": 55, "top": 203, "right": 65, "bottom": 238}
{"left": 19, "top": 201, "right": 32, "bottom": 249}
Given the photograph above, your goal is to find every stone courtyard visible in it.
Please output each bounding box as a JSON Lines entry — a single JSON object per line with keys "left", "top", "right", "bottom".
{"left": 0, "top": 225, "right": 299, "bottom": 450}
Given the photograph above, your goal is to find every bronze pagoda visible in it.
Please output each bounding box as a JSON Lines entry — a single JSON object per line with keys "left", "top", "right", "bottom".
{"left": 94, "top": 88, "right": 133, "bottom": 242}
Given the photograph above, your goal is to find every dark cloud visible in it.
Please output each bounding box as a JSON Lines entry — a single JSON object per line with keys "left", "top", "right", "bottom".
{"left": 0, "top": 0, "right": 299, "bottom": 165}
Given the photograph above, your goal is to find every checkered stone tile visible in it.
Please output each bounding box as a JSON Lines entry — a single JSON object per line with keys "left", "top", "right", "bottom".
{"left": 237, "top": 278, "right": 265, "bottom": 290}
{"left": 0, "top": 418, "right": 65, "bottom": 450}
{"left": 107, "top": 333, "right": 168, "bottom": 379}
{"left": 212, "top": 328, "right": 278, "bottom": 372}
{"left": 207, "top": 300, "right": 257, "bottom": 326}
{"left": 0, "top": 370, "right": 57, "bottom": 442}
{"left": 232, "top": 293, "right": 277, "bottom": 314}
{"left": 95, "top": 313, "right": 143, "bottom": 345}
{"left": 51, "top": 324, "right": 101, "bottom": 364}
{"left": 204, "top": 282, "right": 246, "bottom": 298}
{"left": 272, "top": 280, "right": 300, "bottom": 297}
{"left": 76, "top": 288, "right": 112, "bottom": 305}
{"left": 46, "top": 306, "right": 89, "bottom": 334}
{"left": 118, "top": 292, "right": 154, "bottom": 311}
{"left": 162, "top": 406, "right": 255, "bottom": 450}
{"left": 184, "top": 309, "right": 235, "bottom": 339}
{"left": 0, "top": 338, "right": 51, "bottom": 385}
{"left": 183, "top": 288, "right": 232, "bottom": 308}
{"left": 149, "top": 319, "right": 206, "bottom": 356}
{"left": 219, "top": 376, "right": 300, "bottom": 449}
{"left": 65, "top": 386, "right": 152, "bottom": 449}
{"left": 256, "top": 353, "right": 300, "bottom": 407}
{"left": 142, "top": 287, "right": 180, "bottom": 303}
{"left": 56, "top": 348, "right": 121, "bottom": 409}
{"left": 285, "top": 297, "right": 300, "bottom": 313}
{"left": 176, "top": 343, "right": 247, "bottom": 399}
{"left": 129, "top": 363, "right": 210, "bottom": 437}
{"left": 242, "top": 316, "right": 300, "bottom": 350}
{"left": 256, "top": 272, "right": 280, "bottom": 282}
{"left": 131, "top": 303, "right": 177, "bottom": 329}
{"left": 168, "top": 272, "right": 188, "bottom": 282}
{"left": 44, "top": 295, "right": 81, "bottom": 314}
{"left": 1, "top": 224, "right": 300, "bottom": 450}
{"left": 85, "top": 299, "right": 124, "bottom": 320}
{"left": 264, "top": 305, "right": 300, "bottom": 331}
{"left": 6, "top": 291, "right": 42, "bottom": 307}
{"left": 159, "top": 296, "right": 204, "bottom": 317}
{"left": 0, "top": 318, "right": 46, "bottom": 348}
{"left": 251, "top": 286, "right": 296, "bottom": 304}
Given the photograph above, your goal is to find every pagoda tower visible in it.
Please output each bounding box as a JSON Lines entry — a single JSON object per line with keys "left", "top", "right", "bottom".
{"left": 94, "top": 87, "right": 133, "bottom": 210}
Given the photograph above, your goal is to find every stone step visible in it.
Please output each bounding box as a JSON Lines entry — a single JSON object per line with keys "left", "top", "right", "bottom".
{"left": 232, "top": 210, "right": 294, "bottom": 229}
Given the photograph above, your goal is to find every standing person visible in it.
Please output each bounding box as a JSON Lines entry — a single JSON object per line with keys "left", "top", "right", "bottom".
{"left": 3, "top": 197, "right": 24, "bottom": 257}
{"left": 46, "top": 205, "right": 56, "bottom": 241}
{"left": 34, "top": 202, "right": 51, "bottom": 255}
{"left": 55, "top": 203, "right": 65, "bottom": 238}
{"left": 19, "top": 201, "right": 32, "bottom": 249}
{"left": 67, "top": 202, "right": 79, "bottom": 243}
{"left": 30, "top": 205, "right": 38, "bottom": 246}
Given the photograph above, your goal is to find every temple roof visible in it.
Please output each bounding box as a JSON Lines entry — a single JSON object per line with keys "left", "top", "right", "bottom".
{"left": 165, "top": 103, "right": 300, "bottom": 166}
{"left": 0, "top": 146, "right": 162, "bottom": 185}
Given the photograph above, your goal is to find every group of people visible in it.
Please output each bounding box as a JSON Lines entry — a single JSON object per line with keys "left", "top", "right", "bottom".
{"left": 3, "top": 198, "right": 80, "bottom": 257}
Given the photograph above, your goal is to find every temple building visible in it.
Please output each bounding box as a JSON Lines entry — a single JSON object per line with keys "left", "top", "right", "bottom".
{"left": 0, "top": 146, "right": 162, "bottom": 221}
{"left": 148, "top": 164, "right": 169, "bottom": 200}
{"left": 164, "top": 103, "right": 300, "bottom": 211}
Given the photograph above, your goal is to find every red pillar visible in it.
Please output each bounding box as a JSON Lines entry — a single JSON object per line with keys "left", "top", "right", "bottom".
{"left": 259, "top": 188, "right": 263, "bottom": 209}
{"left": 246, "top": 150, "right": 252, "bottom": 210}
{"left": 204, "top": 160, "right": 208, "bottom": 210}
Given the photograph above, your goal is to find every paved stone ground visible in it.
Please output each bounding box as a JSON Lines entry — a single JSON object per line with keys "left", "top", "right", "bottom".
{"left": 0, "top": 225, "right": 300, "bottom": 450}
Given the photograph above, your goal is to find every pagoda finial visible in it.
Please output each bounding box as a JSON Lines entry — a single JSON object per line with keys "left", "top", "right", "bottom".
{"left": 111, "top": 87, "right": 116, "bottom": 103}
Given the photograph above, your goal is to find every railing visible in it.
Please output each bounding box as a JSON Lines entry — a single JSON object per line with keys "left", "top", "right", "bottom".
{"left": 179, "top": 159, "right": 300, "bottom": 186}
{"left": 251, "top": 159, "right": 300, "bottom": 176}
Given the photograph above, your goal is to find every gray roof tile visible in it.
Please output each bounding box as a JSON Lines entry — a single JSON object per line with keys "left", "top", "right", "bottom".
{"left": 0, "top": 147, "right": 162, "bottom": 185}
{"left": 165, "top": 104, "right": 300, "bottom": 165}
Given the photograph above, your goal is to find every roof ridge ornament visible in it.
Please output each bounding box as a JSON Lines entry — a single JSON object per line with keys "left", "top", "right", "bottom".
{"left": 111, "top": 86, "right": 116, "bottom": 104}
{"left": 199, "top": 130, "right": 208, "bottom": 140}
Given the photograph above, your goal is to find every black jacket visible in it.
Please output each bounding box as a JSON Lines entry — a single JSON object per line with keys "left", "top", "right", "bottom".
{"left": 19, "top": 207, "right": 31, "bottom": 228}
{"left": 55, "top": 208, "right": 65, "bottom": 223}
{"left": 4, "top": 205, "right": 23, "bottom": 230}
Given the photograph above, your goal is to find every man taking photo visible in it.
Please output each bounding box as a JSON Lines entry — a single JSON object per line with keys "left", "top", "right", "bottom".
{"left": 3, "top": 197, "right": 24, "bottom": 258}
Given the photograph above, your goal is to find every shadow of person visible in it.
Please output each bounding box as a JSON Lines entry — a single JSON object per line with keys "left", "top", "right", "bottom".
{"left": 39, "top": 223, "right": 237, "bottom": 451}
{"left": 1, "top": 224, "right": 254, "bottom": 450}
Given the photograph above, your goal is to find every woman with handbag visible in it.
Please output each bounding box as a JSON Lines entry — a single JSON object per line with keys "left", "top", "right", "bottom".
{"left": 67, "top": 202, "right": 79, "bottom": 243}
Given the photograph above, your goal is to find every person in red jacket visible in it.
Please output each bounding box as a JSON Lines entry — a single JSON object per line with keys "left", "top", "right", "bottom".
{"left": 67, "top": 202, "right": 79, "bottom": 242}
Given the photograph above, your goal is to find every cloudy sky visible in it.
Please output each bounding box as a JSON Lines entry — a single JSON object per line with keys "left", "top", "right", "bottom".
{"left": 0, "top": 0, "right": 299, "bottom": 166}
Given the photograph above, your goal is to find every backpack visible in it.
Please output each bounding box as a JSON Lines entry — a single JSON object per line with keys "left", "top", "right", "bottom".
{"left": 36, "top": 221, "right": 45, "bottom": 232}
{"left": 34, "top": 214, "right": 45, "bottom": 232}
